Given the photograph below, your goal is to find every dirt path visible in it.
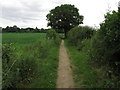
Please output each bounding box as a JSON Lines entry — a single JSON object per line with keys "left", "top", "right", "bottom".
{"left": 56, "top": 40, "right": 74, "bottom": 88}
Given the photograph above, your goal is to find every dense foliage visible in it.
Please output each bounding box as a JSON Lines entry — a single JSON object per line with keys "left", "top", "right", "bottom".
{"left": 67, "top": 8, "right": 120, "bottom": 87}
{"left": 46, "top": 4, "right": 83, "bottom": 38}
{"left": 46, "top": 29, "right": 58, "bottom": 39}
{"left": 90, "top": 9, "right": 120, "bottom": 79}
{"left": 2, "top": 43, "right": 42, "bottom": 88}
{"left": 46, "top": 29, "right": 61, "bottom": 45}
{"left": 68, "top": 26, "right": 95, "bottom": 50}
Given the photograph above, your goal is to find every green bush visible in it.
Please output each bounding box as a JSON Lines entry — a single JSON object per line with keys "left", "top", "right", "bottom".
{"left": 46, "top": 29, "right": 61, "bottom": 45}
{"left": 18, "top": 52, "right": 37, "bottom": 84}
{"left": 2, "top": 42, "right": 42, "bottom": 88}
{"left": 2, "top": 44, "right": 13, "bottom": 70}
{"left": 2, "top": 44, "right": 20, "bottom": 88}
{"left": 88, "top": 10, "right": 120, "bottom": 87}
{"left": 68, "top": 26, "right": 95, "bottom": 46}
{"left": 66, "top": 9, "right": 120, "bottom": 88}
{"left": 89, "top": 31, "right": 106, "bottom": 66}
{"left": 46, "top": 29, "right": 57, "bottom": 39}
{"left": 90, "top": 10, "right": 120, "bottom": 71}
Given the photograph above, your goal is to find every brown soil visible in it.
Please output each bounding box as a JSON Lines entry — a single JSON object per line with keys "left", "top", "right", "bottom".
{"left": 56, "top": 40, "right": 74, "bottom": 88}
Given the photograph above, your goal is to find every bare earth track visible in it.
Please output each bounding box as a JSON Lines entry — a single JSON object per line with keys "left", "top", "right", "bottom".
{"left": 56, "top": 40, "right": 74, "bottom": 88}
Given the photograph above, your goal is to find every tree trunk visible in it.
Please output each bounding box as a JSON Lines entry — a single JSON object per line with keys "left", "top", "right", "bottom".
{"left": 64, "top": 30, "right": 67, "bottom": 39}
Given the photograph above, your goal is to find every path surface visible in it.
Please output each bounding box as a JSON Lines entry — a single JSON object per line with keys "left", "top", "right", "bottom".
{"left": 56, "top": 40, "right": 74, "bottom": 88}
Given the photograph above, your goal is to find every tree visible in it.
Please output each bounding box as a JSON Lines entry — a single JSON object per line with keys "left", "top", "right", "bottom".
{"left": 90, "top": 8, "right": 120, "bottom": 77}
{"left": 13, "top": 25, "right": 20, "bottom": 32}
{"left": 46, "top": 4, "right": 83, "bottom": 38}
{"left": 3, "top": 25, "right": 20, "bottom": 33}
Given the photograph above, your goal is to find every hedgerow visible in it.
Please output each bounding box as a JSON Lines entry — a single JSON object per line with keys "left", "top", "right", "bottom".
{"left": 67, "top": 9, "right": 120, "bottom": 87}
{"left": 68, "top": 25, "right": 95, "bottom": 50}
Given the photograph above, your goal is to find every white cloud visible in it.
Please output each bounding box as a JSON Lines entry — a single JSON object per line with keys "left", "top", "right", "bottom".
{"left": 0, "top": 0, "right": 119, "bottom": 28}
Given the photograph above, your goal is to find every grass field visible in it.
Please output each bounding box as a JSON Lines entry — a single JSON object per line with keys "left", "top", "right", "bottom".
{"left": 2, "top": 33, "right": 60, "bottom": 88}
{"left": 3, "top": 33, "right": 46, "bottom": 47}
{"left": 2, "top": 33, "right": 47, "bottom": 53}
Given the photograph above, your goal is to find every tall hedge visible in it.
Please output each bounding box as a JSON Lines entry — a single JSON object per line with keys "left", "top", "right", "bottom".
{"left": 68, "top": 26, "right": 95, "bottom": 49}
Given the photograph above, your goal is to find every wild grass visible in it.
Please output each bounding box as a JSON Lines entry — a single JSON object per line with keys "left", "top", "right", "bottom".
{"left": 30, "top": 43, "right": 59, "bottom": 88}
{"left": 66, "top": 38, "right": 120, "bottom": 88}
{"left": 2, "top": 33, "right": 60, "bottom": 88}
{"left": 65, "top": 40, "right": 103, "bottom": 88}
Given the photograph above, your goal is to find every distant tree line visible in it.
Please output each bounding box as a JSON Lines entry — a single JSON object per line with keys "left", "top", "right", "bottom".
{"left": 2, "top": 25, "right": 50, "bottom": 33}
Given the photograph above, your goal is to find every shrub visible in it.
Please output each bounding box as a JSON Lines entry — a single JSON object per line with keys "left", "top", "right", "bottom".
{"left": 2, "top": 43, "right": 39, "bottom": 88}
{"left": 18, "top": 51, "right": 38, "bottom": 83}
{"left": 46, "top": 29, "right": 61, "bottom": 45}
{"left": 68, "top": 26, "right": 95, "bottom": 46}
{"left": 90, "top": 11, "right": 120, "bottom": 71}
{"left": 88, "top": 10, "right": 120, "bottom": 87}
{"left": 2, "top": 44, "right": 19, "bottom": 88}
{"left": 66, "top": 9, "right": 120, "bottom": 88}
{"left": 46, "top": 29, "right": 58, "bottom": 39}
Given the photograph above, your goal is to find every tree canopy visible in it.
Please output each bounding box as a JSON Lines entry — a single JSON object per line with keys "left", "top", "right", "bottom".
{"left": 46, "top": 4, "right": 84, "bottom": 38}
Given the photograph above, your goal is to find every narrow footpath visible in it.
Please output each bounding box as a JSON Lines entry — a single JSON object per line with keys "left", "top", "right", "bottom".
{"left": 56, "top": 40, "right": 74, "bottom": 88}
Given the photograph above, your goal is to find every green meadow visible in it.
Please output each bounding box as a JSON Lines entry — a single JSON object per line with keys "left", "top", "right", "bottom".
{"left": 2, "top": 33, "right": 46, "bottom": 45}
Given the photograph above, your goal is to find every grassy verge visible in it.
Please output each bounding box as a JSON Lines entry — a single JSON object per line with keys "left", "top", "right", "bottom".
{"left": 30, "top": 40, "right": 60, "bottom": 88}
{"left": 65, "top": 41, "right": 101, "bottom": 88}
{"left": 66, "top": 38, "right": 120, "bottom": 88}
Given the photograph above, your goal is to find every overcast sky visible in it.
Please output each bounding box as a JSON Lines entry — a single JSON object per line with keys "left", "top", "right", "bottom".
{"left": 0, "top": 0, "right": 119, "bottom": 28}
